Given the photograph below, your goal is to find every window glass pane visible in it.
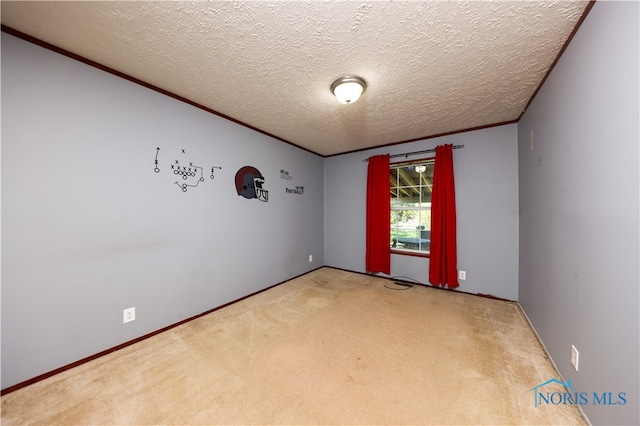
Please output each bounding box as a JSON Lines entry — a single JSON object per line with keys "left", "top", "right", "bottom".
{"left": 390, "top": 187, "right": 399, "bottom": 206}
{"left": 420, "top": 185, "right": 432, "bottom": 204}
{"left": 417, "top": 209, "right": 432, "bottom": 244}
{"left": 389, "top": 159, "right": 434, "bottom": 253}
{"left": 389, "top": 167, "right": 398, "bottom": 188}
{"left": 391, "top": 209, "right": 419, "bottom": 229}
{"left": 396, "top": 187, "right": 420, "bottom": 206}
{"left": 397, "top": 165, "right": 421, "bottom": 187}
{"left": 423, "top": 162, "right": 435, "bottom": 176}
{"left": 390, "top": 212, "right": 430, "bottom": 251}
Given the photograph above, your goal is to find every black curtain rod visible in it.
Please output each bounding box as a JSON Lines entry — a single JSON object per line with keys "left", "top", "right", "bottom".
{"left": 362, "top": 144, "right": 464, "bottom": 162}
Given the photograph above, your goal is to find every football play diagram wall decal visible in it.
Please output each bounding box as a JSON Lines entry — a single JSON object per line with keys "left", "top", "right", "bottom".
{"left": 235, "top": 166, "right": 268, "bottom": 202}
{"left": 154, "top": 147, "right": 221, "bottom": 192}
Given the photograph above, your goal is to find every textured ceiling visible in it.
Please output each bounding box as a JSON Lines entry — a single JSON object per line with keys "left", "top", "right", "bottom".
{"left": 1, "top": 1, "right": 590, "bottom": 156}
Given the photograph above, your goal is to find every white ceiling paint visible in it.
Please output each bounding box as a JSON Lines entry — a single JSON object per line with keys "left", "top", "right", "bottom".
{"left": 1, "top": 1, "right": 590, "bottom": 156}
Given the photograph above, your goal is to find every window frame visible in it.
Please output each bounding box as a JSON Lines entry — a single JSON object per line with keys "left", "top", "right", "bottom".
{"left": 390, "top": 156, "right": 435, "bottom": 258}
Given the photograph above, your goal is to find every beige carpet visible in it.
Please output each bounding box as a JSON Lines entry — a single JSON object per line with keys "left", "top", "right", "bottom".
{"left": 1, "top": 267, "right": 586, "bottom": 425}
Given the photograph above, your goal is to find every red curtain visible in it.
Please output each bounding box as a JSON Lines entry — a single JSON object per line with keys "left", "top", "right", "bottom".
{"left": 429, "top": 144, "right": 459, "bottom": 288}
{"left": 366, "top": 154, "right": 391, "bottom": 274}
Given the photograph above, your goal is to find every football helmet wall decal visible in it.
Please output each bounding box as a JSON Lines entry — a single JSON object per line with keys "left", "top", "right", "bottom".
{"left": 234, "top": 166, "right": 268, "bottom": 202}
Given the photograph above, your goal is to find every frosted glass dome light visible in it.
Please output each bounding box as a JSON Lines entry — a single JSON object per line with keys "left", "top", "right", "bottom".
{"left": 331, "top": 76, "right": 367, "bottom": 104}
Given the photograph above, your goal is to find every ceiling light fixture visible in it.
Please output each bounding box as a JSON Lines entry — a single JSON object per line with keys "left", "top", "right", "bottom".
{"left": 331, "top": 76, "right": 367, "bottom": 104}
{"left": 415, "top": 165, "right": 427, "bottom": 173}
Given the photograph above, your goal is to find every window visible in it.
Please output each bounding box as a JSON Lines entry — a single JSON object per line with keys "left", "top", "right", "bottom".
{"left": 390, "top": 159, "right": 434, "bottom": 255}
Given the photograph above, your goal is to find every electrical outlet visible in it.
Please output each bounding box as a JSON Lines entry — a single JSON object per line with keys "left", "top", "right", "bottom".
{"left": 458, "top": 270, "right": 467, "bottom": 280}
{"left": 571, "top": 345, "right": 579, "bottom": 371}
{"left": 309, "top": 254, "right": 313, "bottom": 262}
{"left": 123, "top": 307, "right": 135, "bottom": 324}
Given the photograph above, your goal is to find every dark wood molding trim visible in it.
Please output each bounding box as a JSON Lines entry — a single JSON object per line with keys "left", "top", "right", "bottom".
{"left": 0, "top": 267, "right": 323, "bottom": 395}
{"left": 326, "top": 119, "right": 519, "bottom": 158}
{"left": 0, "top": 25, "right": 322, "bottom": 158}
{"left": 518, "top": 1, "right": 597, "bottom": 119}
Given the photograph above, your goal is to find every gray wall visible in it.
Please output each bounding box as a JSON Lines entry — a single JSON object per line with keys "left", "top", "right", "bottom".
{"left": 325, "top": 124, "right": 520, "bottom": 301}
{"left": 1, "top": 33, "right": 324, "bottom": 389}
{"left": 518, "top": 2, "right": 639, "bottom": 424}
